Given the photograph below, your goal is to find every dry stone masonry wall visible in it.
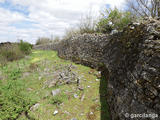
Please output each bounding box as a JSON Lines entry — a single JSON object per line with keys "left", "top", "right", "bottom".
{"left": 57, "top": 34, "right": 109, "bottom": 68}
{"left": 103, "top": 18, "right": 160, "bottom": 120}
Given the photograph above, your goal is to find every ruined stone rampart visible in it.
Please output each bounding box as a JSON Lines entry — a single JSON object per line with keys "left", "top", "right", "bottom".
{"left": 34, "top": 18, "right": 160, "bottom": 120}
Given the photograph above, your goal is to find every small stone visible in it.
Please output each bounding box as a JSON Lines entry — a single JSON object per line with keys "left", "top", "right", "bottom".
{"left": 109, "top": 21, "right": 112, "bottom": 25}
{"left": 38, "top": 76, "right": 42, "bottom": 80}
{"left": 53, "top": 110, "right": 58, "bottom": 115}
{"left": 81, "top": 94, "right": 85, "bottom": 101}
{"left": 110, "top": 29, "right": 118, "bottom": 35}
{"left": 74, "top": 94, "right": 79, "bottom": 98}
{"left": 30, "top": 103, "right": 40, "bottom": 111}
{"left": 78, "top": 87, "right": 84, "bottom": 91}
{"left": 80, "top": 113, "right": 84, "bottom": 116}
{"left": 48, "top": 80, "right": 57, "bottom": 88}
{"left": 90, "top": 112, "right": 94, "bottom": 115}
{"left": 27, "top": 88, "right": 33, "bottom": 91}
{"left": 64, "top": 110, "right": 70, "bottom": 115}
{"left": 133, "top": 22, "right": 140, "bottom": 26}
{"left": 130, "top": 26, "right": 135, "bottom": 29}
{"left": 71, "top": 118, "right": 77, "bottom": 120}
{"left": 96, "top": 79, "right": 99, "bottom": 81}
{"left": 52, "top": 89, "right": 61, "bottom": 96}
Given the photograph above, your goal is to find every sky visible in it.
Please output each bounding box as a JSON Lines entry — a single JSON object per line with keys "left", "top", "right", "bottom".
{"left": 0, "top": 0, "right": 126, "bottom": 44}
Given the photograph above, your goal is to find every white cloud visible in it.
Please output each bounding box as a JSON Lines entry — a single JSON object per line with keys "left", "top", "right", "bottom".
{"left": 0, "top": 0, "right": 125, "bottom": 44}
{"left": 0, "top": 0, "right": 5, "bottom": 3}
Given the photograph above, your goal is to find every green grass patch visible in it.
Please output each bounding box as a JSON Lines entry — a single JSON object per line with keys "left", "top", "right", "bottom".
{"left": 0, "top": 67, "right": 35, "bottom": 120}
{"left": 0, "top": 50, "right": 109, "bottom": 120}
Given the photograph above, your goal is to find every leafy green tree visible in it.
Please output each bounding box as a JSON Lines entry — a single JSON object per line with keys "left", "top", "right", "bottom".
{"left": 97, "top": 8, "right": 133, "bottom": 33}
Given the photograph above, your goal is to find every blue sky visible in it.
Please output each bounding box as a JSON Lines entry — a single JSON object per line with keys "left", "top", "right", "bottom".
{"left": 0, "top": 0, "right": 125, "bottom": 44}
{"left": 0, "top": 0, "right": 29, "bottom": 15}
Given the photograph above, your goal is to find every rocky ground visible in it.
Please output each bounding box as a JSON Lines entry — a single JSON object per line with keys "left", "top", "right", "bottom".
{"left": 0, "top": 50, "right": 109, "bottom": 120}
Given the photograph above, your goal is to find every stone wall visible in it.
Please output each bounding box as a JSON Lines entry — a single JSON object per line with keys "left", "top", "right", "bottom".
{"left": 34, "top": 18, "right": 160, "bottom": 120}
{"left": 57, "top": 34, "right": 109, "bottom": 68}
{"left": 103, "top": 18, "right": 160, "bottom": 120}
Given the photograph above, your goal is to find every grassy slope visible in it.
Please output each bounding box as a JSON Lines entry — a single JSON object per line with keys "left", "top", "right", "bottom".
{"left": 0, "top": 50, "right": 109, "bottom": 120}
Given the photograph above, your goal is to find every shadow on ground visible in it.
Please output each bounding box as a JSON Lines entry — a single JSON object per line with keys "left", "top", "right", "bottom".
{"left": 99, "top": 67, "right": 110, "bottom": 120}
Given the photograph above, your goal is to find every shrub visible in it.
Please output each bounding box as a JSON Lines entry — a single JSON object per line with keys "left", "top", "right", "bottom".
{"left": 36, "top": 37, "right": 52, "bottom": 45}
{"left": 0, "top": 44, "right": 24, "bottom": 62}
{"left": 18, "top": 40, "right": 32, "bottom": 55}
{"left": 0, "top": 41, "right": 32, "bottom": 65}
{"left": 97, "top": 8, "right": 133, "bottom": 33}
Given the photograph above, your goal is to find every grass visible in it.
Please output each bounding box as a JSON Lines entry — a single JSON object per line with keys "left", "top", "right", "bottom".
{"left": 0, "top": 50, "right": 109, "bottom": 120}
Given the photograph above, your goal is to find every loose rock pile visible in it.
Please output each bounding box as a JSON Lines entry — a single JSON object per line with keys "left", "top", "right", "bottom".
{"left": 56, "top": 64, "right": 79, "bottom": 85}
{"left": 43, "top": 64, "right": 79, "bottom": 88}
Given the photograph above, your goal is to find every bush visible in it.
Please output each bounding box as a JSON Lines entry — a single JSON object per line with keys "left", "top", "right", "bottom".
{"left": 0, "top": 41, "right": 32, "bottom": 65}
{"left": 97, "top": 8, "right": 133, "bottom": 33}
{"left": 18, "top": 40, "right": 32, "bottom": 55}
{"left": 36, "top": 37, "right": 52, "bottom": 45}
{"left": 0, "top": 44, "right": 24, "bottom": 62}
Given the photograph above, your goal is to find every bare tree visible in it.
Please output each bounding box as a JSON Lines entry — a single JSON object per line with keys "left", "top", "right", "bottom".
{"left": 77, "top": 9, "right": 99, "bottom": 34}
{"left": 126, "top": 0, "right": 160, "bottom": 18}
